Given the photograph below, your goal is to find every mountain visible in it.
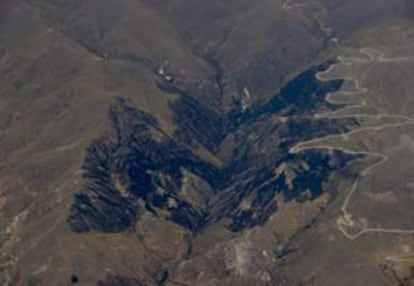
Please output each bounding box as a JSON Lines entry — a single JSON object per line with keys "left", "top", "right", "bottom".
{"left": 0, "top": 0, "right": 413, "bottom": 285}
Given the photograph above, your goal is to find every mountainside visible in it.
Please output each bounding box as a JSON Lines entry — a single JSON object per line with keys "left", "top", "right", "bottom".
{"left": 0, "top": 0, "right": 413, "bottom": 285}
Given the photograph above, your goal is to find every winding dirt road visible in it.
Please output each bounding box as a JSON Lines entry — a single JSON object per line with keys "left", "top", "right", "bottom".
{"left": 291, "top": 47, "right": 414, "bottom": 240}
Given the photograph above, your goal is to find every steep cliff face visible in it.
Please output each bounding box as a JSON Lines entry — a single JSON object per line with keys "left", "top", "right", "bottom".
{"left": 68, "top": 62, "right": 360, "bottom": 235}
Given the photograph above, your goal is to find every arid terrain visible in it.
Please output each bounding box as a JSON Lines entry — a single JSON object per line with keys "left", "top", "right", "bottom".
{"left": 0, "top": 0, "right": 413, "bottom": 285}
